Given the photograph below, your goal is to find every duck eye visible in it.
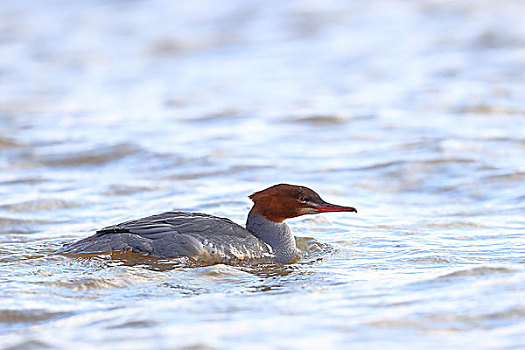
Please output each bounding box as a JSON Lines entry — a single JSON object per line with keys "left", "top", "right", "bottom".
{"left": 298, "top": 196, "right": 307, "bottom": 203}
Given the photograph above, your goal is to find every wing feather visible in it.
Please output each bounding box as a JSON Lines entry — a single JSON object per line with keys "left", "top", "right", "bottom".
{"left": 61, "top": 211, "right": 271, "bottom": 262}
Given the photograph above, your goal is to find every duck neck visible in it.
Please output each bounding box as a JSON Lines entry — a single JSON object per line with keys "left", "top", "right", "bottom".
{"left": 246, "top": 208, "right": 297, "bottom": 264}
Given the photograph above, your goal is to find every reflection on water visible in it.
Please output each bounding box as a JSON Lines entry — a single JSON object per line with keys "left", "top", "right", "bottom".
{"left": 1, "top": 0, "right": 525, "bottom": 348}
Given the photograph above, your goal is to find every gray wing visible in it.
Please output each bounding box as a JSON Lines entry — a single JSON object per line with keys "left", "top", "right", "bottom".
{"left": 61, "top": 211, "right": 272, "bottom": 262}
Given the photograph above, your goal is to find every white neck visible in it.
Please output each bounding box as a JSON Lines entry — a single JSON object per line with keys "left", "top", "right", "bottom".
{"left": 246, "top": 210, "right": 297, "bottom": 264}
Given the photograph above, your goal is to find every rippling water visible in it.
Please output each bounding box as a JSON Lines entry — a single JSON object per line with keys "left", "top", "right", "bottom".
{"left": 1, "top": 0, "right": 525, "bottom": 348}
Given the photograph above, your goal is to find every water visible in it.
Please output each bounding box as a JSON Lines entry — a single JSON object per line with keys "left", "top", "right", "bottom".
{"left": 1, "top": 0, "right": 524, "bottom": 348}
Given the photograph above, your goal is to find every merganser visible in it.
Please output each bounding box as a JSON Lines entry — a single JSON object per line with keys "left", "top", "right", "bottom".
{"left": 61, "top": 184, "right": 357, "bottom": 264}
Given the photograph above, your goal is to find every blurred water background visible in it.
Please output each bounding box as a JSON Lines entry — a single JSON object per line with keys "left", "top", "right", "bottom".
{"left": 1, "top": 0, "right": 524, "bottom": 348}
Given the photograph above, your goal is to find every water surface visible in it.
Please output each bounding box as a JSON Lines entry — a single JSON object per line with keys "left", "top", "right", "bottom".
{"left": 1, "top": 0, "right": 524, "bottom": 348}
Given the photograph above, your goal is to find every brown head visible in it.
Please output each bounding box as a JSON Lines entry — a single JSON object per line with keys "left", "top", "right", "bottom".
{"left": 249, "top": 184, "right": 357, "bottom": 222}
